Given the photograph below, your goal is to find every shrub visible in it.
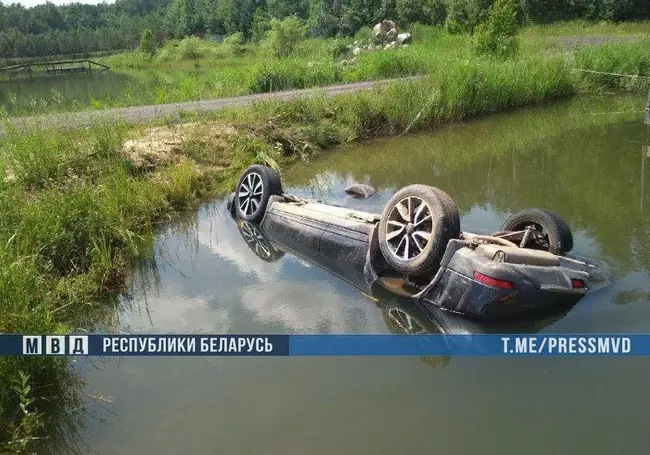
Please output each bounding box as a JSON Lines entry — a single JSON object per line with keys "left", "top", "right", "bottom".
{"left": 445, "top": 0, "right": 493, "bottom": 34}
{"left": 354, "top": 26, "right": 374, "bottom": 44}
{"left": 177, "top": 36, "right": 204, "bottom": 60}
{"left": 153, "top": 37, "right": 226, "bottom": 62}
{"left": 261, "top": 16, "right": 308, "bottom": 58}
{"left": 224, "top": 32, "right": 245, "bottom": 56}
{"left": 329, "top": 39, "right": 351, "bottom": 59}
{"left": 138, "top": 29, "right": 157, "bottom": 56}
{"left": 472, "top": 0, "right": 519, "bottom": 58}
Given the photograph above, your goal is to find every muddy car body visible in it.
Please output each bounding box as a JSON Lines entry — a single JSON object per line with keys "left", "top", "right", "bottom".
{"left": 228, "top": 165, "right": 596, "bottom": 320}
{"left": 232, "top": 215, "right": 576, "bottom": 363}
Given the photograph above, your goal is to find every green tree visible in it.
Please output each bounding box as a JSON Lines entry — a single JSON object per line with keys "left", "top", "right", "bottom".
{"left": 472, "top": 0, "right": 519, "bottom": 57}
{"left": 229, "top": 0, "right": 256, "bottom": 37}
{"left": 0, "top": 4, "right": 8, "bottom": 34}
{"left": 139, "top": 28, "right": 157, "bottom": 55}
{"left": 397, "top": 0, "right": 447, "bottom": 25}
{"left": 445, "top": 0, "right": 493, "bottom": 34}
{"left": 380, "top": 0, "right": 397, "bottom": 20}
{"left": 166, "top": 0, "right": 200, "bottom": 37}
{"left": 267, "top": 0, "right": 310, "bottom": 19}
{"left": 424, "top": 0, "right": 448, "bottom": 25}
{"left": 199, "top": 0, "right": 226, "bottom": 36}
{"left": 251, "top": 7, "right": 271, "bottom": 43}
{"left": 339, "top": 0, "right": 382, "bottom": 36}
{"left": 397, "top": 0, "right": 426, "bottom": 23}
{"left": 308, "top": 0, "right": 344, "bottom": 37}
{"left": 0, "top": 33, "right": 13, "bottom": 63}
{"left": 261, "top": 16, "right": 307, "bottom": 57}
{"left": 215, "top": 0, "right": 235, "bottom": 35}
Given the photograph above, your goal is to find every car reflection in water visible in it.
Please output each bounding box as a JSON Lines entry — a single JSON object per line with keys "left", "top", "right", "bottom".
{"left": 232, "top": 216, "right": 573, "bottom": 369}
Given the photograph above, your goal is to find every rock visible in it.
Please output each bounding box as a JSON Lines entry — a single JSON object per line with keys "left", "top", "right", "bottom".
{"left": 382, "top": 20, "right": 396, "bottom": 32}
{"left": 384, "top": 42, "right": 396, "bottom": 50}
{"left": 373, "top": 22, "right": 383, "bottom": 37}
{"left": 397, "top": 33, "right": 412, "bottom": 45}
{"left": 373, "top": 19, "right": 397, "bottom": 41}
{"left": 352, "top": 46, "right": 362, "bottom": 56}
{"left": 386, "top": 27, "right": 397, "bottom": 41}
{"left": 345, "top": 183, "right": 376, "bottom": 199}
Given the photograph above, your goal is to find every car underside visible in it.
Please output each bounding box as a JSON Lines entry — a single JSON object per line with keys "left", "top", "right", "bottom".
{"left": 227, "top": 165, "right": 597, "bottom": 320}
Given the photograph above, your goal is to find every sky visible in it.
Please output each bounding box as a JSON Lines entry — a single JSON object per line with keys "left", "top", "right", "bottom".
{"left": 4, "top": 0, "right": 114, "bottom": 7}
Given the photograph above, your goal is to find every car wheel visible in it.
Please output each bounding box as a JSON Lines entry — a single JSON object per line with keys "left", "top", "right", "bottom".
{"left": 237, "top": 220, "right": 284, "bottom": 262}
{"left": 430, "top": 187, "right": 461, "bottom": 240}
{"left": 378, "top": 185, "right": 460, "bottom": 276}
{"left": 384, "top": 307, "right": 427, "bottom": 334}
{"left": 500, "top": 208, "right": 573, "bottom": 255}
{"left": 235, "top": 165, "right": 283, "bottom": 223}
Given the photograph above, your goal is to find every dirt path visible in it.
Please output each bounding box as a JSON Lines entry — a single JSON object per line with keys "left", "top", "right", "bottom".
{"left": 3, "top": 78, "right": 419, "bottom": 134}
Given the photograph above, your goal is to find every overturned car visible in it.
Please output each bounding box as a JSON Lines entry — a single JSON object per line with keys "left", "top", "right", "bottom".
{"left": 227, "top": 165, "right": 596, "bottom": 320}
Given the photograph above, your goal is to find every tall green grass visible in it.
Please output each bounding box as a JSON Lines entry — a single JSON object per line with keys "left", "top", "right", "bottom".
{"left": 249, "top": 55, "right": 574, "bottom": 143}
{"left": 573, "top": 40, "right": 650, "bottom": 91}
{"left": 0, "top": 120, "right": 223, "bottom": 450}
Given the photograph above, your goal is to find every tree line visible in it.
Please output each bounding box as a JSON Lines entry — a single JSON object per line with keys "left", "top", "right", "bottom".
{"left": 1, "top": 0, "right": 649, "bottom": 60}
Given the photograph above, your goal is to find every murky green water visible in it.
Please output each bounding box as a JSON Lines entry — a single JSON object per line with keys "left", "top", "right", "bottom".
{"left": 0, "top": 72, "right": 135, "bottom": 114}
{"left": 60, "top": 96, "right": 650, "bottom": 454}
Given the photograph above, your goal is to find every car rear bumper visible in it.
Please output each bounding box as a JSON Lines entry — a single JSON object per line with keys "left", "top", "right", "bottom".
{"left": 419, "top": 266, "right": 588, "bottom": 319}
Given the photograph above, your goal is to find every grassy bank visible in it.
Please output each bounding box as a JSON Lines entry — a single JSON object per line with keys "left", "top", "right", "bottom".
{"left": 0, "top": 28, "right": 648, "bottom": 449}
{"left": 2, "top": 22, "right": 649, "bottom": 116}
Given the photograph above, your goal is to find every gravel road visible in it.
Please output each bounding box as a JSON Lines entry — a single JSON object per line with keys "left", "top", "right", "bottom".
{"left": 4, "top": 77, "right": 420, "bottom": 134}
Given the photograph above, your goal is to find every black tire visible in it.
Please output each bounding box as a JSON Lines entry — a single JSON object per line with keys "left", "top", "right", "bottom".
{"left": 378, "top": 185, "right": 458, "bottom": 276}
{"left": 235, "top": 165, "right": 283, "bottom": 223}
{"left": 226, "top": 192, "right": 237, "bottom": 218}
{"left": 500, "top": 208, "right": 573, "bottom": 255}
{"left": 237, "top": 220, "right": 284, "bottom": 263}
{"left": 430, "top": 187, "right": 461, "bottom": 240}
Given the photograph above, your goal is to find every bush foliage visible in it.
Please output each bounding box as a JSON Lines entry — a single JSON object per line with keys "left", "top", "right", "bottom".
{"left": 472, "top": 0, "right": 519, "bottom": 58}
{"left": 261, "top": 16, "right": 308, "bottom": 58}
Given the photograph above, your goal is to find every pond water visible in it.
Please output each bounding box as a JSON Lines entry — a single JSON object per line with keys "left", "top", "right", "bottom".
{"left": 60, "top": 96, "right": 650, "bottom": 454}
{"left": 0, "top": 72, "right": 135, "bottom": 115}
